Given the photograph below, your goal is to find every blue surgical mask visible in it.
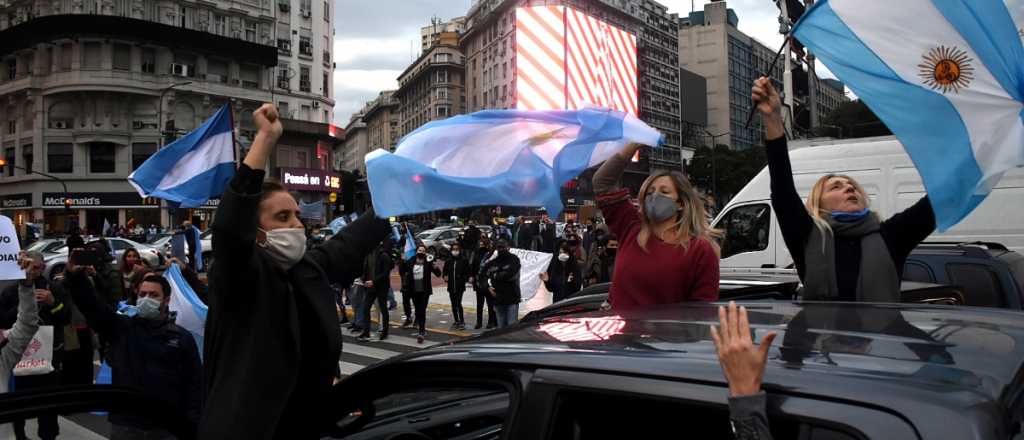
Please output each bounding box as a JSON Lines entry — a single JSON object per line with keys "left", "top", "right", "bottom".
{"left": 831, "top": 208, "right": 870, "bottom": 223}
{"left": 136, "top": 296, "right": 162, "bottom": 320}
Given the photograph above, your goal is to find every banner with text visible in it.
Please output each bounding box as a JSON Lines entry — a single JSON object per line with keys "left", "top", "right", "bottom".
{"left": 509, "top": 248, "right": 552, "bottom": 302}
{"left": 0, "top": 215, "right": 24, "bottom": 280}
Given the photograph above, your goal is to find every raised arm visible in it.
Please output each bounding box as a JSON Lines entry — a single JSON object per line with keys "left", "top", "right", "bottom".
{"left": 211, "top": 104, "right": 282, "bottom": 279}
{"left": 64, "top": 258, "right": 123, "bottom": 341}
{"left": 882, "top": 196, "right": 936, "bottom": 257}
{"left": 0, "top": 260, "right": 40, "bottom": 375}
{"left": 306, "top": 210, "right": 391, "bottom": 287}
{"left": 592, "top": 143, "right": 643, "bottom": 195}
{"left": 754, "top": 77, "right": 813, "bottom": 265}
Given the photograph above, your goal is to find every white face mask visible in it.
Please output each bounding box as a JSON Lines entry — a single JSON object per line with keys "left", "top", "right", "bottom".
{"left": 451, "top": 250, "right": 461, "bottom": 257}
{"left": 558, "top": 253, "right": 570, "bottom": 262}
{"left": 258, "top": 227, "right": 307, "bottom": 270}
{"left": 136, "top": 296, "right": 162, "bottom": 320}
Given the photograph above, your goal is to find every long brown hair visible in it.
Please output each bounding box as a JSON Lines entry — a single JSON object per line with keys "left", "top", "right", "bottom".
{"left": 636, "top": 171, "right": 722, "bottom": 254}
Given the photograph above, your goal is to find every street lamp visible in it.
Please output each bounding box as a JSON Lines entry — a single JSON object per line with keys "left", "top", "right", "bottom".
{"left": 157, "top": 81, "right": 193, "bottom": 147}
{"left": 0, "top": 159, "right": 74, "bottom": 230}
{"left": 703, "top": 130, "right": 729, "bottom": 199}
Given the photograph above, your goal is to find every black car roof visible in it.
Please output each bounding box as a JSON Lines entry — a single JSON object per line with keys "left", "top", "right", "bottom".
{"left": 378, "top": 301, "right": 1024, "bottom": 412}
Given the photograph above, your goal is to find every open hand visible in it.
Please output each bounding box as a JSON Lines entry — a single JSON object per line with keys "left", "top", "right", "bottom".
{"left": 710, "top": 302, "right": 777, "bottom": 397}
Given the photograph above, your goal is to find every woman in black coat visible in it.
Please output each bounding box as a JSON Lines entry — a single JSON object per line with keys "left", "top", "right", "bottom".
{"left": 442, "top": 242, "right": 472, "bottom": 330}
{"left": 201, "top": 104, "right": 390, "bottom": 440}
{"left": 401, "top": 243, "right": 442, "bottom": 343}
{"left": 542, "top": 241, "right": 583, "bottom": 303}
{"left": 470, "top": 237, "right": 497, "bottom": 329}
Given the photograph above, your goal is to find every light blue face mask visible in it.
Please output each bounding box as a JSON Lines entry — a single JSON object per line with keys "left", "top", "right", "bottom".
{"left": 831, "top": 208, "right": 870, "bottom": 223}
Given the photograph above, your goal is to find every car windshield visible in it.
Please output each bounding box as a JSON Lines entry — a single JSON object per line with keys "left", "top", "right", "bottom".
{"left": 26, "top": 240, "right": 54, "bottom": 252}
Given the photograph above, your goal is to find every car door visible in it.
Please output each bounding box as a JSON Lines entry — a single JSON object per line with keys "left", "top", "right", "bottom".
{"left": 515, "top": 369, "right": 920, "bottom": 440}
{"left": 0, "top": 385, "right": 195, "bottom": 439}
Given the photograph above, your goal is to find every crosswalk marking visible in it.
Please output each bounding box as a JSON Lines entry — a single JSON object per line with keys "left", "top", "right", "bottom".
{"left": 343, "top": 341, "right": 406, "bottom": 360}
{"left": 339, "top": 361, "right": 366, "bottom": 376}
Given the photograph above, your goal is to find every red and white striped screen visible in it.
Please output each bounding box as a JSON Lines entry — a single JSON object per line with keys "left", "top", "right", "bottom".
{"left": 515, "top": 6, "right": 638, "bottom": 116}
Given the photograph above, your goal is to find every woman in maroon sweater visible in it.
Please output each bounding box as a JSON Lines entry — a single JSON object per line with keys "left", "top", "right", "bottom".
{"left": 592, "top": 143, "right": 722, "bottom": 309}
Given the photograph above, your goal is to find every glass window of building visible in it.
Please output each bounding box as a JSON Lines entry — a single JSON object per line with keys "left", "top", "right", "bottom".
{"left": 21, "top": 145, "right": 32, "bottom": 174}
{"left": 82, "top": 42, "right": 101, "bottom": 69}
{"left": 90, "top": 142, "right": 116, "bottom": 173}
{"left": 3, "top": 147, "right": 14, "bottom": 177}
{"left": 132, "top": 142, "right": 156, "bottom": 170}
{"left": 47, "top": 143, "right": 73, "bottom": 173}
{"left": 113, "top": 44, "right": 131, "bottom": 70}
{"left": 141, "top": 48, "right": 156, "bottom": 74}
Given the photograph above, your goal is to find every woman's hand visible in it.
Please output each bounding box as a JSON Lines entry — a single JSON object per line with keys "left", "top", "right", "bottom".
{"left": 618, "top": 143, "right": 645, "bottom": 161}
{"left": 710, "top": 302, "right": 777, "bottom": 397}
{"left": 253, "top": 103, "right": 283, "bottom": 141}
{"left": 752, "top": 77, "right": 784, "bottom": 141}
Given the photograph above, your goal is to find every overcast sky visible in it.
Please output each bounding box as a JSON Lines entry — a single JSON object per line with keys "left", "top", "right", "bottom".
{"left": 331, "top": 0, "right": 835, "bottom": 127}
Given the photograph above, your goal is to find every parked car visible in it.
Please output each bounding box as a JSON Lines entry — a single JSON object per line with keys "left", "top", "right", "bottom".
{"left": 44, "top": 238, "right": 164, "bottom": 281}
{"left": 25, "top": 238, "right": 66, "bottom": 256}
{"left": 903, "top": 242, "right": 1024, "bottom": 309}
{"left": 713, "top": 136, "right": 1024, "bottom": 271}
{"left": 319, "top": 301, "right": 1024, "bottom": 439}
{"left": 417, "top": 228, "right": 460, "bottom": 256}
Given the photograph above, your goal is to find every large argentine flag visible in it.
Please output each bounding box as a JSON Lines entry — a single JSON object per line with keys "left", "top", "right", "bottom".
{"left": 128, "top": 105, "right": 236, "bottom": 208}
{"left": 792, "top": 0, "right": 1024, "bottom": 231}
{"left": 365, "top": 109, "right": 662, "bottom": 218}
{"left": 164, "top": 264, "right": 208, "bottom": 355}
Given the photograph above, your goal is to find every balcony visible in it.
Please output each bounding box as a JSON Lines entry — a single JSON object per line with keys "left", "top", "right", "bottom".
{"left": 277, "top": 39, "right": 292, "bottom": 55}
{"left": 299, "top": 42, "right": 313, "bottom": 58}
{"left": 241, "top": 80, "right": 259, "bottom": 89}
{"left": 277, "top": 78, "right": 290, "bottom": 89}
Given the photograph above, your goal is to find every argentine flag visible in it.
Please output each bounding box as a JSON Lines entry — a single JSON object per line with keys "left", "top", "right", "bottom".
{"left": 403, "top": 226, "right": 416, "bottom": 261}
{"left": 164, "top": 263, "right": 208, "bottom": 355}
{"left": 365, "top": 109, "right": 662, "bottom": 218}
{"left": 792, "top": 0, "right": 1024, "bottom": 231}
{"left": 128, "top": 105, "right": 236, "bottom": 208}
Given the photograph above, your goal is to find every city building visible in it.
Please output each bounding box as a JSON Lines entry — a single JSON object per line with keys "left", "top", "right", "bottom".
{"left": 421, "top": 16, "right": 467, "bottom": 52}
{"left": 395, "top": 32, "right": 466, "bottom": 140}
{"left": 362, "top": 90, "right": 399, "bottom": 154}
{"left": 679, "top": 67, "right": 708, "bottom": 153}
{"left": 679, "top": 1, "right": 785, "bottom": 151}
{"left": 460, "top": 0, "right": 685, "bottom": 173}
{"left": 817, "top": 77, "right": 847, "bottom": 124}
{"left": 274, "top": 0, "right": 336, "bottom": 123}
{"left": 0, "top": 0, "right": 336, "bottom": 236}
{"left": 338, "top": 113, "right": 368, "bottom": 176}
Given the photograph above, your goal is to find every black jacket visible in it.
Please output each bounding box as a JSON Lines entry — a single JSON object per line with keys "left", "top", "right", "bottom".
{"left": 200, "top": 164, "right": 390, "bottom": 440}
{"left": 443, "top": 255, "right": 471, "bottom": 294}
{"left": 470, "top": 248, "right": 491, "bottom": 293}
{"left": 729, "top": 393, "right": 774, "bottom": 440}
{"left": 65, "top": 270, "right": 202, "bottom": 431}
{"left": 0, "top": 277, "right": 72, "bottom": 367}
{"left": 539, "top": 222, "right": 556, "bottom": 252}
{"left": 463, "top": 225, "right": 482, "bottom": 250}
{"left": 401, "top": 257, "right": 441, "bottom": 295}
{"left": 544, "top": 258, "right": 582, "bottom": 302}
{"left": 481, "top": 251, "right": 521, "bottom": 306}
{"left": 513, "top": 224, "right": 533, "bottom": 249}
{"left": 363, "top": 246, "right": 394, "bottom": 295}
{"left": 766, "top": 137, "right": 936, "bottom": 301}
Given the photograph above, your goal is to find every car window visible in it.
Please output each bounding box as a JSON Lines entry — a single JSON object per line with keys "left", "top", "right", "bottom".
{"left": 339, "top": 384, "right": 510, "bottom": 439}
{"left": 26, "top": 240, "right": 51, "bottom": 252}
{"left": 439, "top": 231, "right": 456, "bottom": 240}
{"left": 903, "top": 262, "right": 935, "bottom": 283}
{"left": 718, "top": 203, "right": 771, "bottom": 259}
{"left": 548, "top": 390, "right": 858, "bottom": 440}
{"left": 946, "top": 263, "right": 1005, "bottom": 307}
{"left": 108, "top": 239, "right": 128, "bottom": 251}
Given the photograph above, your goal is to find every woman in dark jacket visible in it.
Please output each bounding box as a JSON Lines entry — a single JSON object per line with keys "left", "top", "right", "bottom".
{"left": 401, "top": 243, "right": 441, "bottom": 343}
{"left": 201, "top": 104, "right": 390, "bottom": 439}
{"left": 442, "top": 242, "right": 471, "bottom": 330}
{"left": 752, "top": 77, "right": 935, "bottom": 302}
{"left": 542, "top": 241, "right": 583, "bottom": 303}
{"left": 470, "top": 237, "right": 497, "bottom": 329}
{"left": 359, "top": 240, "right": 394, "bottom": 341}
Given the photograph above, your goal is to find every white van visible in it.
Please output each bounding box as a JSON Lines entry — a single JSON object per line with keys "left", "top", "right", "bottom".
{"left": 712, "top": 135, "right": 1024, "bottom": 271}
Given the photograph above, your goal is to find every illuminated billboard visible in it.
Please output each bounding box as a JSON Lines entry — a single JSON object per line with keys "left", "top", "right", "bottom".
{"left": 515, "top": 6, "right": 638, "bottom": 115}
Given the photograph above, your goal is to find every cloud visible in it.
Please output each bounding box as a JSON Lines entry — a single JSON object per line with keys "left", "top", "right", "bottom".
{"left": 332, "top": 69, "right": 401, "bottom": 126}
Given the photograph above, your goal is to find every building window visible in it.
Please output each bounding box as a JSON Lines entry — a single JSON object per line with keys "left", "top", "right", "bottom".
{"left": 131, "top": 142, "right": 156, "bottom": 170}
{"left": 59, "top": 43, "right": 72, "bottom": 71}
{"left": 434, "top": 53, "right": 451, "bottom": 63}
{"left": 324, "top": 1, "right": 329, "bottom": 20}
{"left": 300, "top": 66, "right": 311, "bottom": 92}
{"left": 299, "top": 36, "right": 313, "bottom": 56}
{"left": 437, "top": 88, "right": 448, "bottom": 100}
{"left": 323, "top": 72, "right": 329, "bottom": 97}
{"left": 113, "top": 43, "right": 131, "bottom": 70}
{"left": 5, "top": 58, "right": 16, "bottom": 80}
{"left": 437, "top": 70, "right": 449, "bottom": 83}
{"left": 214, "top": 15, "right": 226, "bottom": 36}
{"left": 278, "top": 101, "right": 290, "bottom": 118}
{"left": 141, "top": 48, "right": 156, "bottom": 73}
{"left": 47, "top": 143, "right": 73, "bottom": 173}
{"left": 436, "top": 106, "right": 450, "bottom": 117}
{"left": 277, "top": 65, "right": 290, "bottom": 89}
{"left": 90, "top": 142, "right": 116, "bottom": 173}
{"left": 245, "top": 20, "right": 257, "bottom": 42}
{"left": 22, "top": 145, "right": 32, "bottom": 174}
{"left": 3, "top": 147, "right": 14, "bottom": 177}
{"left": 6, "top": 120, "right": 14, "bottom": 134}
{"left": 82, "top": 42, "right": 101, "bottom": 69}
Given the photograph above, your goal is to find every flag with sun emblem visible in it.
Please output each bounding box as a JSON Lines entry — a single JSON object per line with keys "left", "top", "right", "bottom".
{"left": 793, "top": 0, "right": 1024, "bottom": 231}
{"left": 365, "top": 109, "right": 662, "bottom": 217}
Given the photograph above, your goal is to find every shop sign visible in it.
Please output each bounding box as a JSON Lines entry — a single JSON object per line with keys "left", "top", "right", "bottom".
{"left": 280, "top": 167, "right": 342, "bottom": 193}
{"left": 42, "top": 192, "right": 161, "bottom": 208}
{"left": 0, "top": 193, "right": 32, "bottom": 210}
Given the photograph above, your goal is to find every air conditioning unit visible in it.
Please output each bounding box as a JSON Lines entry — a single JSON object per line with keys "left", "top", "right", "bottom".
{"left": 171, "top": 63, "right": 192, "bottom": 77}
{"left": 301, "top": 9, "right": 311, "bottom": 18}
{"left": 51, "top": 121, "right": 69, "bottom": 129}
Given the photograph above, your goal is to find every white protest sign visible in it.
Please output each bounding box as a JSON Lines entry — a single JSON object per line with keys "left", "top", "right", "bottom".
{"left": 508, "top": 248, "right": 552, "bottom": 302}
{"left": 0, "top": 215, "right": 24, "bottom": 281}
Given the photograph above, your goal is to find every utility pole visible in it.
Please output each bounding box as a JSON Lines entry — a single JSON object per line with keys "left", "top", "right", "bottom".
{"left": 779, "top": 1, "right": 794, "bottom": 136}
{"left": 805, "top": 0, "right": 818, "bottom": 134}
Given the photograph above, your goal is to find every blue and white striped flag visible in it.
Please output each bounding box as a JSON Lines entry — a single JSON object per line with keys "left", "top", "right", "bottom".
{"left": 792, "top": 0, "right": 1024, "bottom": 231}
{"left": 403, "top": 226, "right": 416, "bottom": 261}
{"left": 165, "top": 264, "right": 208, "bottom": 355}
{"left": 128, "top": 105, "right": 236, "bottom": 208}
{"left": 365, "top": 109, "right": 662, "bottom": 218}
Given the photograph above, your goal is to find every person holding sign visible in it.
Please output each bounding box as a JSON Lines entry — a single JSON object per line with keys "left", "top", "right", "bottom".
{"left": 201, "top": 104, "right": 391, "bottom": 439}
{"left": 0, "top": 253, "right": 42, "bottom": 438}
{"left": 592, "top": 145, "right": 722, "bottom": 310}
{"left": 753, "top": 77, "right": 935, "bottom": 302}
{"left": 480, "top": 240, "right": 522, "bottom": 328}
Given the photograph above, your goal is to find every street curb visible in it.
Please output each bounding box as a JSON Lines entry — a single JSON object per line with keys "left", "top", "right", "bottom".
{"left": 343, "top": 309, "right": 474, "bottom": 338}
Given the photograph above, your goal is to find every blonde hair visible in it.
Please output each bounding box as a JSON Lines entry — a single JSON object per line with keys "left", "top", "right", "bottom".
{"left": 806, "top": 174, "right": 871, "bottom": 235}
{"left": 636, "top": 171, "right": 723, "bottom": 254}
